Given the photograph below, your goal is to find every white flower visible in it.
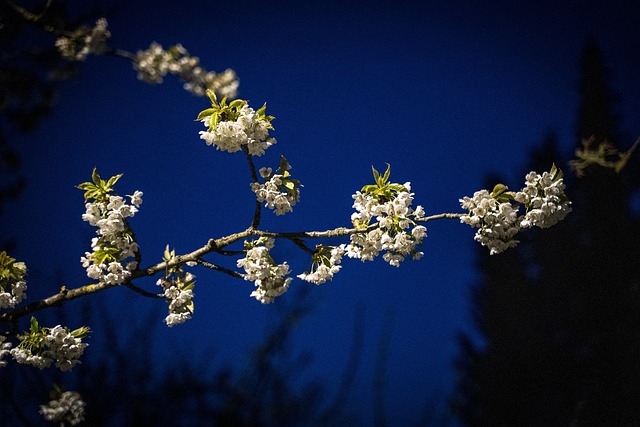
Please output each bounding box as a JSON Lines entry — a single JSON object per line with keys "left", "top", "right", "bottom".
{"left": 238, "top": 238, "right": 291, "bottom": 303}
{"left": 251, "top": 175, "right": 300, "bottom": 215}
{"left": 298, "top": 245, "right": 345, "bottom": 285}
{"left": 0, "top": 257, "right": 27, "bottom": 309}
{"left": 460, "top": 190, "right": 521, "bottom": 255}
{"left": 81, "top": 191, "right": 142, "bottom": 284}
{"left": 134, "top": 43, "right": 239, "bottom": 97}
{"left": 43, "top": 326, "right": 88, "bottom": 372}
{"left": 347, "top": 185, "right": 426, "bottom": 266}
{"left": 10, "top": 347, "right": 52, "bottom": 369}
{"left": 200, "top": 103, "right": 276, "bottom": 156}
{"left": 157, "top": 272, "right": 195, "bottom": 327}
{"left": 40, "top": 391, "right": 86, "bottom": 425}
{"left": 55, "top": 18, "right": 110, "bottom": 61}
{"left": 517, "top": 170, "right": 572, "bottom": 228}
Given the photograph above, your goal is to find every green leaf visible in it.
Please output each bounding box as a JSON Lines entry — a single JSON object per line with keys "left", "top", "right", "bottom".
{"left": 106, "top": 173, "right": 123, "bottom": 189}
{"left": 30, "top": 316, "right": 39, "bottom": 333}
{"left": 229, "top": 99, "right": 245, "bottom": 109}
{"left": 206, "top": 89, "right": 217, "bottom": 105}
{"left": 381, "top": 163, "right": 391, "bottom": 183}
{"left": 490, "top": 183, "right": 509, "bottom": 198}
{"left": 196, "top": 108, "right": 216, "bottom": 121}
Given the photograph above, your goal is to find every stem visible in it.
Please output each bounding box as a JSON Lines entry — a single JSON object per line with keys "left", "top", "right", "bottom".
{"left": 243, "top": 146, "right": 262, "bottom": 229}
{"left": 195, "top": 258, "right": 243, "bottom": 279}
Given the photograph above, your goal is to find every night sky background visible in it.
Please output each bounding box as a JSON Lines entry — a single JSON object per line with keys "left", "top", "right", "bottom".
{"left": 4, "top": 0, "right": 640, "bottom": 425}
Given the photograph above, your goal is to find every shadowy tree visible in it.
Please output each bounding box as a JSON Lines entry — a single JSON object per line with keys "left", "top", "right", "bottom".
{"left": 0, "top": 0, "right": 107, "bottom": 243}
{"left": 0, "top": 288, "right": 361, "bottom": 426}
{"left": 453, "top": 40, "right": 640, "bottom": 426}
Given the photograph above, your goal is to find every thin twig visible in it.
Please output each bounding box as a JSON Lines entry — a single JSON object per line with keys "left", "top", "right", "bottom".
{"left": 244, "top": 146, "right": 262, "bottom": 229}
{"left": 195, "top": 258, "right": 243, "bottom": 279}
{"left": 123, "top": 282, "right": 163, "bottom": 298}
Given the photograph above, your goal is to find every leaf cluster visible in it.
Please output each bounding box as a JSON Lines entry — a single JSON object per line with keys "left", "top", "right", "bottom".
{"left": 0, "top": 251, "right": 27, "bottom": 291}
{"left": 361, "top": 164, "right": 408, "bottom": 202}
{"left": 196, "top": 89, "right": 274, "bottom": 131}
{"left": 76, "top": 168, "right": 122, "bottom": 203}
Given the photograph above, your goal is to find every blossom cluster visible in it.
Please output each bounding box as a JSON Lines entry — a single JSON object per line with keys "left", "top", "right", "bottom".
{"left": 460, "top": 190, "right": 520, "bottom": 255}
{"left": 55, "top": 18, "right": 111, "bottom": 61}
{"left": 80, "top": 191, "right": 143, "bottom": 285}
{"left": 134, "top": 42, "right": 239, "bottom": 97}
{"left": 516, "top": 170, "right": 573, "bottom": 228}
{"left": 347, "top": 188, "right": 427, "bottom": 266}
{"left": 251, "top": 159, "right": 301, "bottom": 215}
{"left": 297, "top": 245, "right": 346, "bottom": 285}
{"left": 346, "top": 167, "right": 427, "bottom": 267}
{"left": 197, "top": 91, "right": 276, "bottom": 156}
{"left": 460, "top": 165, "right": 571, "bottom": 254}
{"left": 237, "top": 238, "right": 292, "bottom": 304}
{"left": 10, "top": 319, "right": 89, "bottom": 371}
{"left": 156, "top": 247, "right": 196, "bottom": 327}
{"left": 0, "top": 251, "right": 27, "bottom": 309}
{"left": 40, "top": 389, "right": 86, "bottom": 426}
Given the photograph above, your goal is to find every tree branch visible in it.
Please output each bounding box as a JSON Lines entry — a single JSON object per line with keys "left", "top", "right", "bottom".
{"left": 1, "top": 212, "right": 466, "bottom": 323}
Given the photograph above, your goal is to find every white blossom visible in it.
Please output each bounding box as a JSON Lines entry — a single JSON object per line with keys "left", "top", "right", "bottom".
{"left": 10, "top": 347, "right": 52, "bottom": 369}
{"left": 40, "top": 391, "right": 86, "bottom": 425}
{"left": 459, "top": 166, "right": 571, "bottom": 254}
{"left": 237, "top": 238, "right": 292, "bottom": 303}
{"left": 0, "top": 256, "right": 27, "bottom": 309}
{"left": 251, "top": 174, "right": 299, "bottom": 215}
{"left": 346, "top": 184, "right": 426, "bottom": 267}
{"left": 200, "top": 104, "right": 276, "bottom": 156}
{"left": 55, "top": 18, "right": 110, "bottom": 61}
{"left": 43, "top": 326, "right": 88, "bottom": 372}
{"left": 516, "top": 171, "right": 572, "bottom": 228}
{"left": 460, "top": 189, "right": 521, "bottom": 255}
{"left": 81, "top": 192, "right": 142, "bottom": 285}
{"left": 134, "top": 43, "right": 239, "bottom": 97}
{"left": 298, "top": 245, "right": 345, "bottom": 285}
{"left": 157, "top": 272, "right": 195, "bottom": 327}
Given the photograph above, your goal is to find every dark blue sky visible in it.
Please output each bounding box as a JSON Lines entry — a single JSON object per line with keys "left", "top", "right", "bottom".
{"left": 6, "top": 0, "right": 640, "bottom": 424}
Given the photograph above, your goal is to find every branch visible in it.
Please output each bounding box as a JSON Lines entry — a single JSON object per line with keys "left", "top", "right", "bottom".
{"left": 195, "top": 258, "right": 243, "bottom": 279}
{"left": 0, "top": 281, "right": 114, "bottom": 323}
{"left": 1, "top": 212, "right": 466, "bottom": 323}
{"left": 244, "top": 146, "right": 262, "bottom": 229}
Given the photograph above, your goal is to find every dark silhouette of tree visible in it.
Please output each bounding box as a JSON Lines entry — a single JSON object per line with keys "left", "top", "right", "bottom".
{"left": 453, "top": 41, "right": 640, "bottom": 426}
{"left": 0, "top": 0, "right": 107, "bottom": 225}
{"left": 0, "top": 288, "right": 363, "bottom": 426}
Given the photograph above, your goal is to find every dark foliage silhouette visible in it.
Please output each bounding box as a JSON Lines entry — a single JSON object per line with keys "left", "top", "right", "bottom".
{"left": 453, "top": 40, "right": 640, "bottom": 426}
